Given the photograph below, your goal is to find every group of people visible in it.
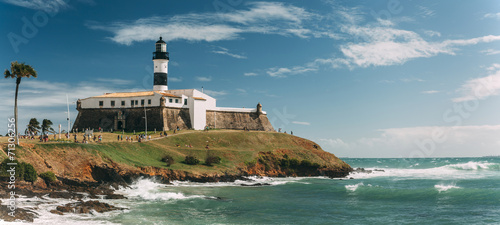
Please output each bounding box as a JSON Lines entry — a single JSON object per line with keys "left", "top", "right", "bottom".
{"left": 74, "top": 133, "right": 102, "bottom": 143}
{"left": 277, "top": 128, "right": 293, "bottom": 135}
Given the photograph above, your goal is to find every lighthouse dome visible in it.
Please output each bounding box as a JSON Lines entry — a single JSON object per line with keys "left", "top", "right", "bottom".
{"left": 156, "top": 36, "right": 166, "bottom": 44}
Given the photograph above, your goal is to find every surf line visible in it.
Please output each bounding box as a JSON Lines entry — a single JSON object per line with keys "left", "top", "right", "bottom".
{"left": 6, "top": 117, "right": 17, "bottom": 217}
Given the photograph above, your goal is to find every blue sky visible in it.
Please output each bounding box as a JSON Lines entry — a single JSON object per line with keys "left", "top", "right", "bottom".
{"left": 1, "top": 0, "right": 500, "bottom": 157}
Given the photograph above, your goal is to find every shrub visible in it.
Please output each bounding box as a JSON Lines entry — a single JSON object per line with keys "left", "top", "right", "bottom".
{"left": 39, "top": 171, "right": 57, "bottom": 183}
{"left": 205, "top": 156, "right": 222, "bottom": 166}
{"left": 184, "top": 156, "right": 200, "bottom": 165}
{"left": 23, "top": 163, "right": 37, "bottom": 183}
{"left": 289, "top": 158, "right": 300, "bottom": 169}
{"left": 161, "top": 155, "right": 175, "bottom": 167}
{"left": 280, "top": 159, "right": 290, "bottom": 169}
{"left": 300, "top": 160, "right": 313, "bottom": 168}
{"left": 245, "top": 160, "right": 256, "bottom": 168}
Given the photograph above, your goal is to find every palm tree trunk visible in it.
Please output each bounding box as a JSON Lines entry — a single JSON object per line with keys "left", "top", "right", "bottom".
{"left": 14, "top": 77, "right": 21, "bottom": 145}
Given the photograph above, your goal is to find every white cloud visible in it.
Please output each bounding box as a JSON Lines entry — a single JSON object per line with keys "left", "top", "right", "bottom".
{"left": 401, "top": 78, "right": 425, "bottom": 83}
{"left": 417, "top": 6, "right": 436, "bottom": 18}
{"left": 291, "top": 121, "right": 310, "bottom": 125}
{"left": 243, "top": 72, "right": 258, "bottom": 76}
{"left": 236, "top": 88, "right": 246, "bottom": 93}
{"left": 481, "top": 49, "right": 500, "bottom": 55}
{"left": 453, "top": 64, "right": 500, "bottom": 102}
{"left": 195, "top": 76, "right": 212, "bottom": 82}
{"left": 203, "top": 89, "right": 227, "bottom": 96}
{"left": 267, "top": 65, "right": 317, "bottom": 78}
{"left": 422, "top": 90, "right": 440, "bottom": 94}
{"left": 212, "top": 46, "right": 247, "bottom": 59}
{"left": 1, "top": 0, "right": 68, "bottom": 13}
{"left": 318, "top": 138, "right": 348, "bottom": 149}
{"left": 87, "top": 2, "right": 319, "bottom": 45}
{"left": 169, "top": 77, "right": 182, "bottom": 82}
{"left": 484, "top": 12, "right": 500, "bottom": 19}
{"left": 424, "top": 30, "right": 441, "bottom": 37}
{"left": 319, "top": 125, "right": 500, "bottom": 157}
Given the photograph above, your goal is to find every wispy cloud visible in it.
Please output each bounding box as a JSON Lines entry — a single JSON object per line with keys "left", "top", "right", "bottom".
{"left": 417, "top": 6, "right": 436, "bottom": 18}
{"left": 169, "top": 77, "right": 182, "bottom": 82}
{"left": 481, "top": 49, "right": 500, "bottom": 55}
{"left": 212, "top": 46, "right": 247, "bottom": 59}
{"left": 267, "top": 65, "right": 317, "bottom": 78}
{"left": 260, "top": 14, "right": 500, "bottom": 77}
{"left": 1, "top": 0, "right": 68, "bottom": 13}
{"left": 243, "top": 72, "right": 258, "bottom": 76}
{"left": 196, "top": 76, "right": 212, "bottom": 82}
{"left": 401, "top": 78, "right": 425, "bottom": 83}
{"left": 424, "top": 30, "right": 441, "bottom": 37}
{"left": 484, "top": 12, "right": 500, "bottom": 19}
{"left": 422, "top": 90, "right": 440, "bottom": 94}
{"left": 292, "top": 121, "right": 310, "bottom": 125}
{"left": 87, "top": 2, "right": 323, "bottom": 45}
{"left": 453, "top": 64, "right": 500, "bottom": 102}
{"left": 203, "top": 89, "right": 227, "bottom": 96}
{"left": 318, "top": 125, "right": 500, "bottom": 157}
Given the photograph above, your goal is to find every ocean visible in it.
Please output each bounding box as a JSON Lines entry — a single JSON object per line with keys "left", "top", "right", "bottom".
{"left": 6, "top": 157, "right": 500, "bottom": 224}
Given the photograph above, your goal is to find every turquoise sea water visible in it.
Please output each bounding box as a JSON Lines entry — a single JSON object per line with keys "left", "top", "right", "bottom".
{"left": 7, "top": 157, "right": 500, "bottom": 224}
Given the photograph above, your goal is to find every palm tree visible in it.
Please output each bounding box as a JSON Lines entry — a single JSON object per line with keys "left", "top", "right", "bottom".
{"left": 27, "top": 118, "right": 41, "bottom": 136}
{"left": 41, "top": 119, "right": 55, "bottom": 135}
{"left": 4, "top": 61, "right": 37, "bottom": 145}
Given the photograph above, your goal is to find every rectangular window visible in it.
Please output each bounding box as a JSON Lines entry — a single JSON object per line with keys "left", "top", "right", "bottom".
{"left": 111, "top": 101, "right": 115, "bottom": 107}
{"left": 131, "top": 100, "right": 134, "bottom": 106}
{"left": 148, "top": 99, "right": 151, "bottom": 105}
{"left": 99, "top": 101, "right": 103, "bottom": 106}
{"left": 175, "top": 99, "right": 179, "bottom": 103}
{"left": 135, "top": 100, "right": 138, "bottom": 105}
{"left": 169, "top": 98, "right": 173, "bottom": 103}
{"left": 141, "top": 99, "right": 145, "bottom": 105}
{"left": 184, "top": 99, "right": 187, "bottom": 105}
{"left": 121, "top": 101, "right": 125, "bottom": 106}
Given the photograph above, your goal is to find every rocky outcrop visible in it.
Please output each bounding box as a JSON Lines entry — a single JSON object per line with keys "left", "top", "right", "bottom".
{"left": 52, "top": 200, "right": 124, "bottom": 214}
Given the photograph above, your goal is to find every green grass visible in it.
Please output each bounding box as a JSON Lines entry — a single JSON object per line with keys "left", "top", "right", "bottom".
{"left": 2, "top": 130, "right": 349, "bottom": 176}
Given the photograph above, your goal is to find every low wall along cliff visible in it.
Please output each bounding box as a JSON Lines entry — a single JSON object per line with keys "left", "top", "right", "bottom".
{"left": 73, "top": 107, "right": 274, "bottom": 132}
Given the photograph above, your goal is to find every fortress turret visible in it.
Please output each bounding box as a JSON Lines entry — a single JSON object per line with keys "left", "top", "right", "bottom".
{"left": 153, "top": 37, "right": 169, "bottom": 91}
{"left": 256, "top": 102, "right": 263, "bottom": 115}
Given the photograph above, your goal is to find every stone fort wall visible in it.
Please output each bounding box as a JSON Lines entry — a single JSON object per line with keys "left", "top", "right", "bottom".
{"left": 73, "top": 107, "right": 274, "bottom": 132}
{"left": 206, "top": 110, "right": 274, "bottom": 131}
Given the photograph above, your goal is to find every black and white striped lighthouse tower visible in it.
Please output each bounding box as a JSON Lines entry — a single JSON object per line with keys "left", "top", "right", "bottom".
{"left": 153, "top": 37, "right": 169, "bottom": 91}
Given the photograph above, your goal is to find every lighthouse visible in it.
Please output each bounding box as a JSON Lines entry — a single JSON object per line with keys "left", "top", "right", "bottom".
{"left": 153, "top": 37, "right": 169, "bottom": 91}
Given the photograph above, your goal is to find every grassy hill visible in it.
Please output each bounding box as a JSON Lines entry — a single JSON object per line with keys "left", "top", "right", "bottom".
{"left": 1, "top": 130, "right": 351, "bottom": 182}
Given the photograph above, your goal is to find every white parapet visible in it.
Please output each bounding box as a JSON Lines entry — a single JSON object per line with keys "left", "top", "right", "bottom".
{"left": 213, "top": 107, "right": 266, "bottom": 114}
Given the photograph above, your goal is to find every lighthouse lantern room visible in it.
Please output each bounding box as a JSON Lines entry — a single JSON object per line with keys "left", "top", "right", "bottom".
{"left": 153, "top": 37, "right": 169, "bottom": 91}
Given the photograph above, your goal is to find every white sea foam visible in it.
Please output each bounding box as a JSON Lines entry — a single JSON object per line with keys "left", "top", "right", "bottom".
{"left": 0, "top": 195, "right": 122, "bottom": 225}
{"left": 116, "top": 178, "right": 205, "bottom": 201}
{"left": 434, "top": 184, "right": 461, "bottom": 193}
{"left": 345, "top": 182, "right": 364, "bottom": 191}
{"left": 171, "top": 176, "right": 314, "bottom": 187}
{"left": 348, "top": 161, "right": 500, "bottom": 180}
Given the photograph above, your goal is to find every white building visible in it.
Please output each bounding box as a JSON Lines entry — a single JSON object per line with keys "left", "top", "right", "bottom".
{"left": 75, "top": 37, "right": 270, "bottom": 131}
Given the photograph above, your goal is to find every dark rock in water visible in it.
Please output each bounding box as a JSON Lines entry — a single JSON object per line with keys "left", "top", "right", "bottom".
{"left": 50, "top": 210, "right": 64, "bottom": 215}
{"left": 53, "top": 200, "right": 125, "bottom": 214}
{"left": 0, "top": 205, "right": 37, "bottom": 222}
{"left": 48, "top": 191, "right": 86, "bottom": 200}
{"left": 240, "top": 183, "right": 271, "bottom": 187}
{"left": 352, "top": 167, "right": 373, "bottom": 174}
{"left": 349, "top": 177, "right": 354, "bottom": 179}
{"left": 373, "top": 169, "right": 385, "bottom": 172}
{"left": 104, "top": 194, "right": 126, "bottom": 199}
